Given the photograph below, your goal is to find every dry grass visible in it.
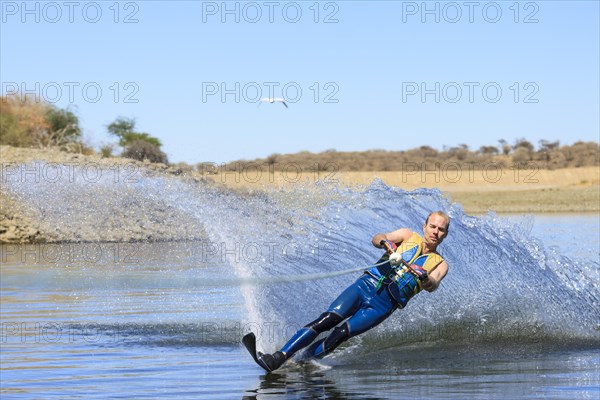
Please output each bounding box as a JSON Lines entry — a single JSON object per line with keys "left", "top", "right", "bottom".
{"left": 336, "top": 167, "right": 600, "bottom": 191}
{"left": 209, "top": 166, "right": 599, "bottom": 189}
{"left": 447, "top": 187, "right": 599, "bottom": 214}
{"left": 209, "top": 166, "right": 600, "bottom": 214}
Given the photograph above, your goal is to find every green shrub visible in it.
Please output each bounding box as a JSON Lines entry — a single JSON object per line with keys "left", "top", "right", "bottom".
{"left": 45, "top": 107, "right": 81, "bottom": 145}
{"left": 122, "top": 140, "right": 168, "bottom": 164}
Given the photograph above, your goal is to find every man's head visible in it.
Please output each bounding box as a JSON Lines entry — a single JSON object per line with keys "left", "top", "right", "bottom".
{"left": 423, "top": 211, "right": 450, "bottom": 247}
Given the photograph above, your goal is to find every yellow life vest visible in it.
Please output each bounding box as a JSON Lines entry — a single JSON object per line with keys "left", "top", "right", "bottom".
{"left": 393, "top": 232, "right": 445, "bottom": 294}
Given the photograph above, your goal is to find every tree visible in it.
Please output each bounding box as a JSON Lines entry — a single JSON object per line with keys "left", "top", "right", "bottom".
{"left": 266, "top": 154, "right": 279, "bottom": 165}
{"left": 498, "top": 139, "right": 511, "bottom": 155}
{"left": 120, "top": 132, "right": 162, "bottom": 147}
{"left": 539, "top": 139, "right": 560, "bottom": 152}
{"left": 537, "top": 140, "right": 560, "bottom": 162}
{"left": 107, "top": 117, "right": 162, "bottom": 147}
{"left": 107, "top": 117, "right": 166, "bottom": 163}
{"left": 418, "top": 145, "right": 438, "bottom": 157}
{"left": 107, "top": 117, "right": 136, "bottom": 138}
{"left": 479, "top": 145, "right": 499, "bottom": 155}
{"left": 446, "top": 145, "right": 468, "bottom": 161}
{"left": 513, "top": 138, "right": 534, "bottom": 152}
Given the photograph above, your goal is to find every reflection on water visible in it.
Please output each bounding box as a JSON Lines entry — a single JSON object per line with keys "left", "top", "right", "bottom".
{"left": 243, "top": 344, "right": 600, "bottom": 400}
{"left": 2, "top": 241, "right": 599, "bottom": 399}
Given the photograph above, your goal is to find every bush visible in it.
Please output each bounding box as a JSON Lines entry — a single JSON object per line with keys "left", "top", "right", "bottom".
{"left": 100, "top": 144, "right": 114, "bottom": 158}
{"left": 547, "top": 151, "right": 567, "bottom": 170}
{"left": 0, "top": 94, "right": 81, "bottom": 147}
{"left": 122, "top": 140, "right": 168, "bottom": 164}
{"left": 0, "top": 94, "right": 49, "bottom": 147}
{"left": 511, "top": 147, "right": 532, "bottom": 167}
{"left": 566, "top": 141, "right": 599, "bottom": 167}
{"left": 174, "top": 162, "right": 194, "bottom": 173}
{"left": 0, "top": 110, "right": 32, "bottom": 147}
{"left": 45, "top": 107, "right": 81, "bottom": 145}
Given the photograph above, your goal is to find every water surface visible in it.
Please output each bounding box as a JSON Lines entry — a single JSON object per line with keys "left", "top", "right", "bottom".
{"left": 1, "top": 181, "right": 599, "bottom": 399}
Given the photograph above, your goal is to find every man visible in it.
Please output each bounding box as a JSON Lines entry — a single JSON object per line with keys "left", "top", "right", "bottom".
{"left": 254, "top": 211, "right": 450, "bottom": 372}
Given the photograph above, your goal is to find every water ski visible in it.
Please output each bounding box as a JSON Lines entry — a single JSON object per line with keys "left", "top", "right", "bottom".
{"left": 242, "top": 332, "right": 275, "bottom": 373}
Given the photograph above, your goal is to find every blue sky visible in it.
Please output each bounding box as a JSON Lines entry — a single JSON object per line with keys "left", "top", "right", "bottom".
{"left": 2, "top": 0, "right": 599, "bottom": 164}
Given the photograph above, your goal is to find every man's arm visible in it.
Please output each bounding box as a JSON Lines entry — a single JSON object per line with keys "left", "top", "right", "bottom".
{"left": 371, "top": 228, "right": 413, "bottom": 248}
{"left": 420, "top": 261, "right": 449, "bottom": 292}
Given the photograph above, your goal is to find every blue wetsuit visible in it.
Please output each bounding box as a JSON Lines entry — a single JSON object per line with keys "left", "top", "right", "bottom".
{"left": 280, "top": 260, "right": 420, "bottom": 359}
{"left": 327, "top": 269, "right": 418, "bottom": 333}
{"left": 254, "top": 233, "right": 445, "bottom": 372}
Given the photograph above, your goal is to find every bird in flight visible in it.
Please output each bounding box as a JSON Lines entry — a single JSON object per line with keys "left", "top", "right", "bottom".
{"left": 258, "top": 98, "right": 288, "bottom": 108}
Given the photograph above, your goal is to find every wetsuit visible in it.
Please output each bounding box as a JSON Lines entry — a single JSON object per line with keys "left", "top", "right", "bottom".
{"left": 269, "top": 232, "right": 444, "bottom": 363}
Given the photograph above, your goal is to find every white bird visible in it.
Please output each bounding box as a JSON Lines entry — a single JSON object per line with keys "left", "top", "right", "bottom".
{"left": 257, "top": 97, "right": 288, "bottom": 108}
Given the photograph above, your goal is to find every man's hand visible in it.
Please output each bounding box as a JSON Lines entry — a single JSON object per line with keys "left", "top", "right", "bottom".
{"left": 410, "top": 264, "right": 428, "bottom": 279}
{"left": 388, "top": 252, "right": 402, "bottom": 266}
{"left": 379, "top": 239, "right": 397, "bottom": 254}
{"left": 420, "top": 260, "right": 448, "bottom": 292}
{"left": 410, "top": 264, "right": 428, "bottom": 282}
{"left": 420, "top": 276, "right": 437, "bottom": 291}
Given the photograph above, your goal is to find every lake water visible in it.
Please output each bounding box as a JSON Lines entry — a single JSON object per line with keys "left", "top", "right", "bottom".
{"left": 1, "top": 182, "right": 599, "bottom": 399}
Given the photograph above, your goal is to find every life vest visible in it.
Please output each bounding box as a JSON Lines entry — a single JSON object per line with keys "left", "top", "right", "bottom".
{"left": 366, "top": 232, "right": 444, "bottom": 307}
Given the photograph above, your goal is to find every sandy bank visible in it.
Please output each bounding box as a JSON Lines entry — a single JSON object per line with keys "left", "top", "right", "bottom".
{"left": 1, "top": 146, "right": 208, "bottom": 243}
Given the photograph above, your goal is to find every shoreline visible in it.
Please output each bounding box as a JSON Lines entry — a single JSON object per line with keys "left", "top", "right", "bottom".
{"left": 1, "top": 146, "right": 598, "bottom": 243}
{"left": 0, "top": 146, "right": 208, "bottom": 244}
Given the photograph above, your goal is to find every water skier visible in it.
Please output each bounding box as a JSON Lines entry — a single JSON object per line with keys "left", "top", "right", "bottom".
{"left": 244, "top": 211, "right": 451, "bottom": 372}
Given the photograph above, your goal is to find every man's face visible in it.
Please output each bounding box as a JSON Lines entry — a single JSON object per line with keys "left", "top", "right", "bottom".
{"left": 423, "top": 214, "right": 449, "bottom": 247}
